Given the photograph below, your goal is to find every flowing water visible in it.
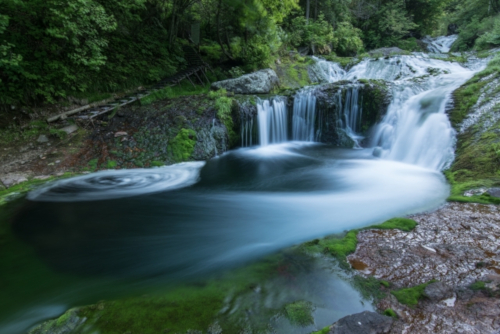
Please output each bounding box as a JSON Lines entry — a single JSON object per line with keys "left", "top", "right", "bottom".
{"left": 1, "top": 36, "right": 490, "bottom": 333}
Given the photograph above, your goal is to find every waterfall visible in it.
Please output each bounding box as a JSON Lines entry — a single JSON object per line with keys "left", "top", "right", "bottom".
{"left": 257, "top": 97, "right": 288, "bottom": 146}
{"left": 292, "top": 89, "right": 318, "bottom": 141}
{"left": 422, "top": 35, "right": 458, "bottom": 53}
{"left": 343, "top": 87, "right": 363, "bottom": 140}
{"left": 348, "top": 55, "right": 480, "bottom": 170}
{"left": 310, "top": 57, "right": 346, "bottom": 83}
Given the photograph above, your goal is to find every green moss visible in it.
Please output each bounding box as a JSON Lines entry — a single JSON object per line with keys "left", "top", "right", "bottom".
{"left": 215, "top": 96, "right": 238, "bottom": 147}
{"left": 106, "top": 160, "right": 117, "bottom": 169}
{"left": 311, "top": 326, "right": 331, "bottom": 334}
{"left": 323, "top": 55, "right": 362, "bottom": 68}
{"left": 470, "top": 281, "right": 487, "bottom": 291}
{"left": 87, "top": 158, "right": 98, "bottom": 170}
{"left": 77, "top": 253, "right": 290, "bottom": 334}
{"left": 391, "top": 280, "right": 436, "bottom": 307}
{"left": 168, "top": 128, "right": 197, "bottom": 162}
{"left": 380, "top": 280, "right": 391, "bottom": 288}
{"left": 383, "top": 308, "right": 398, "bottom": 318}
{"left": 273, "top": 57, "right": 312, "bottom": 89}
{"left": 49, "top": 128, "right": 68, "bottom": 140}
{"left": 284, "top": 300, "right": 314, "bottom": 327}
{"left": 367, "top": 218, "right": 417, "bottom": 232}
{"left": 141, "top": 83, "right": 210, "bottom": 106}
{"left": 150, "top": 161, "right": 164, "bottom": 167}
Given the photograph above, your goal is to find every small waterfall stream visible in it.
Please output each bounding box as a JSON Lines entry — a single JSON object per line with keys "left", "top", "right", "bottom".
{"left": 292, "top": 89, "right": 318, "bottom": 141}
{"left": 257, "top": 97, "right": 288, "bottom": 146}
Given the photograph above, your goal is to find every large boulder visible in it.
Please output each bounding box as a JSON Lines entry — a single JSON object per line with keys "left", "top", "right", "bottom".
{"left": 328, "top": 311, "right": 394, "bottom": 334}
{"left": 211, "top": 69, "right": 279, "bottom": 94}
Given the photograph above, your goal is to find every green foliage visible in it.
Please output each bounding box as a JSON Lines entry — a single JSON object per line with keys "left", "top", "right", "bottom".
{"left": 396, "top": 38, "right": 423, "bottom": 52}
{"left": 383, "top": 308, "right": 398, "bottom": 318}
{"left": 168, "top": 128, "right": 197, "bottom": 162}
{"left": 367, "top": 218, "right": 418, "bottom": 232}
{"left": 332, "top": 22, "right": 364, "bottom": 56}
{"left": 449, "top": 0, "right": 500, "bottom": 51}
{"left": 1, "top": 0, "right": 182, "bottom": 106}
{"left": 228, "top": 66, "right": 245, "bottom": 78}
{"left": 284, "top": 300, "right": 314, "bottom": 326}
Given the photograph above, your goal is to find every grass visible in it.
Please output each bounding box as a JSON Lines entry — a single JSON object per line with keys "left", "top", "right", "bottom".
{"left": 391, "top": 280, "right": 436, "bottom": 307}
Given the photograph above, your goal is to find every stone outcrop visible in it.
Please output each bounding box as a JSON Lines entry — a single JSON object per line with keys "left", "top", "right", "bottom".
{"left": 327, "top": 311, "right": 394, "bottom": 334}
{"left": 349, "top": 202, "right": 500, "bottom": 334}
{"left": 211, "top": 69, "right": 280, "bottom": 94}
{"left": 315, "top": 80, "right": 391, "bottom": 147}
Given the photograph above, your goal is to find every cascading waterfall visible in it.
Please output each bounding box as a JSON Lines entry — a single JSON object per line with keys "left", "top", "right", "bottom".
{"left": 257, "top": 97, "right": 288, "bottom": 146}
{"left": 292, "top": 88, "right": 318, "bottom": 141}
{"left": 241, "top": 34, "right": 487, "bottom": 171}
{"left": 422, "top": 35, "right": 458, "bottom": 53}
{"left": 342, "top": 87, "right": 363, "bottom": 146}
{"left": 310, "top": 56, "right": 346, "bottom": 82}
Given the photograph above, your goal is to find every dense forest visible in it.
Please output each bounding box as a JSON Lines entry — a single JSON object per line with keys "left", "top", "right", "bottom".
{"left": 1, "top": 0, "right": 499, "bottom": 108}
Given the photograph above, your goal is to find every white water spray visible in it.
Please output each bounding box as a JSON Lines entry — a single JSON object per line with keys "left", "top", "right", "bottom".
{"left": 257, "top": 98, "right": 288, "bottom": 146}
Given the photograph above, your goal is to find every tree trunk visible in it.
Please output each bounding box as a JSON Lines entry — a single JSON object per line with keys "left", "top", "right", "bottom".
{"left": 216, "top": 0, "right": 234, "bottom": 60}
{"left": 306, "top": 0, "right": 310, "bottom": 24}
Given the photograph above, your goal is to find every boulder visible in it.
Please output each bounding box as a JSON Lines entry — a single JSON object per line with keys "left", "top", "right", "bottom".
{"left": 211, "top": 69, "right": 279, "bottom": 94}
{"left": 369, "top": 47, "right": 406, "bottom": 57}
{"left": 328, "top": 311, "right": 394, "bottom": 334}
{"left": 37, "top": 135, "right": 49, "bottom": 143}
{"left": 424, "top": 282, "right": 453, "bottom": 301}
{"left": 487, "top": 187, "right": 500, "bottom": 198}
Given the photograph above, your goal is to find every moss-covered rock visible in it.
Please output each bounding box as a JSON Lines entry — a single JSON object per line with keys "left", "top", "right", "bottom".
{"left": 446, "top": 54, "right": 500, "bottom": 202}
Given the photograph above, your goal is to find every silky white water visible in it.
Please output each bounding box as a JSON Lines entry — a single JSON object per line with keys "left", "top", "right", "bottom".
{"left": 313, "top": 52, "right": 487, "bottom": 170}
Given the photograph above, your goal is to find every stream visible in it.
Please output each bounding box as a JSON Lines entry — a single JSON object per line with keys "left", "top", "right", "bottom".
{"left": 0, "top": 37, "right": 489, "bottom": 333}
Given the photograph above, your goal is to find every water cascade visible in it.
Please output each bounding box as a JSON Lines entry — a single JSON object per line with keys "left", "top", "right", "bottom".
{"left": 341, "top": 86, "right": 363, "bottom": 146}
{"left": 422, "top": 35, "right": 458, "bottom": 53}
{"left": 257, "top": 97, "right": 288, "bottom": 146}
{"left": 292, "top": 89, "right": 319, "bottom": 141}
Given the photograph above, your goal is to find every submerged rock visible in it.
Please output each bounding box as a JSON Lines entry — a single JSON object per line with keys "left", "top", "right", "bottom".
{"left": 327, "top": 311, "right": 394, "bottom": 334}
{"left": 211, "top": 69, "right": 280, "bottom": 94}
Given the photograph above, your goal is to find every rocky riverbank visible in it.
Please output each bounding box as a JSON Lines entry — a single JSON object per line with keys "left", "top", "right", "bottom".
{"left": 345, "top": 202, "right": 500, "bottom": 334}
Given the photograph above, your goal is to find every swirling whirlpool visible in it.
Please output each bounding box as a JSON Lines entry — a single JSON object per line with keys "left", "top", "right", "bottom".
{"left": 27, "top": 161, "right": 206, "bottom": 202}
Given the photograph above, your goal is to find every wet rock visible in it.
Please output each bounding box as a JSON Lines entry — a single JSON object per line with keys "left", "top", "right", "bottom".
{"left": 368, "top": 47, "right": 406, "bottom": 57}
{"left": 37, "top": 135, "right": 49, "bottom": 143}
{"left": 464, "top": 188, "right": 487, "bottom": 197}
{"left": 328, "top": 311, "right": 393, "bottom": 334}
{"left": 424, "top": 282, "right": 452, "bottom": 301}
{"left": 60, "top": 124, "right": 78, "bottom": 135}
{"left": 487, "top": 187, "right": 500, "bottom": 198}
{"left": 211, "top": 69, "right": 280, "bottom": 94}
{"left": 0, "top": 173, "right": 28, "bottom": 188}
{"left": 28, "top": 308, "right": 86, "bottom": 334}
